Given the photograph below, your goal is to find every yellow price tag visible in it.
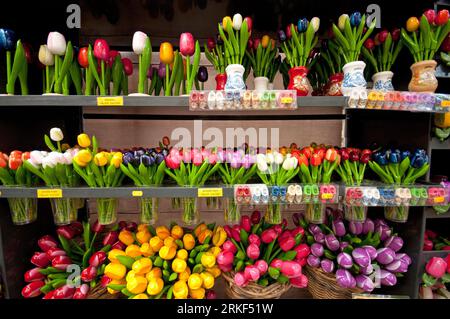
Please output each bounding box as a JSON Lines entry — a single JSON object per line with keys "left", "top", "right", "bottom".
{"left": 198, "top": 188, "right": 223, "bottom": 198}
{"left": 441, "top": 100, "right": 450, "bottom": 107}
{"left": 132, "top": 191, "right": 143, "bottom": 197}
{"left": 281, "top": 97, "right": 293, "bottom": 104}
{"left": 434, "top": 196, "right": 445, "bottom": 204}
{"left": 321, "top": 193, "right": 333, "bottom": 200}
{"left": 97, "top": 96, "right": 124, "bottom": 106}
{"left": 37, "top": 189, "right": 63, "bottom": 198}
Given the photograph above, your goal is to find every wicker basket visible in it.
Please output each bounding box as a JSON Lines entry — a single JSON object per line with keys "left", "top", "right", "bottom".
{"left": 87, "top": 284, "right": 120, "bottom": 299}
{"left": 304, "top": 266, "right": 363, "bottom": 299}
{"left": 222, "top": 272, "right": 291, "bottom": 299}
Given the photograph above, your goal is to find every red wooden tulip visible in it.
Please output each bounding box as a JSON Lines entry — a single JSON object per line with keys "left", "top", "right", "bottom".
{"left": 57, "top": 226, "right": 75, "bottom": 240}
{"left": 206, "top": 37, "right": 215, "bottom": 50}
{"left": 423, "top": 9, "right": 436, "bottom": 25}
{"left": 52, "top": 255, "right": 72, "bottom": 271}
{"left": 240, "top": 215, "right": 251, "bottom": 233}
{"left": 92, "top": 220, "right": 105, "bottom": 234}
{"left": 70, "top": 221, "right": 83, "bottom": 235}
{"left": 22, "top": 281, "right": 45, "bottom": 298}
{"left": 107, "top": 50, "right": 121, "bottom": 67}
{"left": 43, "top": 290, "right": 56, "bottom": 299}
{"left": 246, "top": 243, "right": 260, "bottom": 259}
{"left": 378, "top": 30, "right": 389, "bottom": 44}
{"left": 93, "top": 39, "right": 110, "bottom": 61}
{"left": 78, "top": 47, "right": 89, "bottom": 68}
{"left": 122, "top": 58, "right": 133, "bottom": 76}
{"left": 89, "top": 251, "right": 107, "bottom": 267}
{"left": 102, "top": 231, "right": 118, "bottom": 246}
{"left": 261, "top": 229, "right": 278, "bottom": 244}
{"left": 180, "top": 32, "right": 195, "bottom": 56}
{"left": 250, "top": 210, "right": 261, "bottom": 224}
{"left": 253, "top": 38, "right": 260, "bottom": 50}
{"left": 46, "top": 247, "right": 67, "bottom": 259}
{"left": 364, "top": 39, "right": 375, "bottom": 50}
{"left": 126, "top": 222, "right": 138, "bottom": 232}
{"left": 38, "top": 235, "right": 58, "bottom": 252}
{"left": 281, "top": 260, "right": 302, "bottom": 278}
{"left": 279, "top": 235, "right": 296, "bottom": 252}
{"left": 112, "top": 241, "right": 126, "bottom": 250}
{"left": 23, "top": 42, "right": 33, "bottom": 64}
{"left": 31, "top": 252, "right": 51, "bottom": 268}
{"left": 118, "top": 221, "right": 128, "bottom": 230}
{"left": 436, "top": 9, "right": 450, "bottom": 25}
{"left": 294, "top": 244, "right": 310, "bottom": 259}
{"left": 100, "top": 275, "right": 112, "bottom": 287}
{"left": 81, "top": 265, "right": 97, "bottom": 282}
{"left": 53, "top": 285, "right": 75, "bottom": 299}
{"left": 24, "top": 267, "right": 45, "bottom": 282}
{"left": 391, "top": 28, "right": 400, "bottom": 42}
{"left": 244, "top": 17, "right": 253, "bottom": 32}
{"left": 291, "top": 227, "right": 305, "bottom": 238}
{"left": 310, "top": 153, "right": 322, "bottom": 166}
{"left": 73, "top": 284, "right": 90, "bottom": 299}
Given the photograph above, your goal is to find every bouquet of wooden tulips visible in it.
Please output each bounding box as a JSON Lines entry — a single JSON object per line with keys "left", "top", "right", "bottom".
{"left": 72, "top": 133, "right": 125, "bottom": 225}
{"left": 218, "top": 211, "right": 309, "bottom": 298}
{"left": 104, "top": 222, "right": 227, "bottom": 299}
{"left": 21, "top": 221, "right": 112, "bottom": 299}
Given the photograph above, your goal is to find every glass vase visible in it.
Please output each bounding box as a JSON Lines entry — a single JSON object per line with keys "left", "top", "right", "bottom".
{"left": 384, "top": 206, "right": 409, "bottom": 223}
{"left": 265, "top": 202, "right": 283, "bottom": 224}
{"left": 50, "top": 198, "right": 77, "bottom": 226}
{"left": 7, "top": 198, "right": 37, "bottom": 225}
{"left": 182, "top": 197, "right": 199, "bottom": 226}
{"left": 96, "top": 198, "right": 118, "bottom": 225}
{"left": 344, "top": 205, "right": 368, "bottom": 222}
{"left": 224, "top": 198, "right": 240, "bottom": 225}
{"left": 305, "top": 203, "right": 326, "bottom": 224}
{"left": 140, "top": 197, "right": 159, "bottom": 225}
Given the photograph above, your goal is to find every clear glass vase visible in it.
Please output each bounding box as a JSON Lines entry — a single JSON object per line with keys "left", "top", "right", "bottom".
{"left": 265, "top": 202, "right": 283, "bottom": 224}
{"left": 72, "top": 198, "right": 85, "bottom": 210}
{"left": 305, "top": 203, "right": 326, "bottom": 224}
{"left": 97, "top": 198, "right": 118, "bottom": 225}
{"left": 140, "top": 197, "right": 159, "bottom": 225}
{"left": 344, "top": 205, "right": 368, "bottom": 222}
{"left": 182, "top": 197, "right": 199, "bottom": 226}
{"left": 384, "top": 206, "right": 409, "bottom": 223}
{"left": 7, "top": 198, "right": 37, "bottom": 225}
{"left": 50, "top": 198, "right": 77, "bottom": 225}
{"left": 224, "top": 198, "right": 240, "bottom": 225}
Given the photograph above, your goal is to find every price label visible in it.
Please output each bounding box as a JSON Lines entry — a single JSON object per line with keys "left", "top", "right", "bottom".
{"left": 281, "top": 97, "right": 293, "bottom": 104}
{"left": 37, "top": 189, "right": 63, "bottom": 198}
{"left": 321, "top": 193, "right": 334, "bottom": 200}
{"left": 198, "top": 188, "right": 223, "bottom": 198}
{"left": 434, "top": 196, "right": 445, "bottom": 204}
{"left": 132, "top": 191, "right": 143, "bottom": 197}
{"left": 441, "top": 100, "right": 450, "bottom": 107}
{"left": 97, "top": 96, "right": 124, "bottom": 106}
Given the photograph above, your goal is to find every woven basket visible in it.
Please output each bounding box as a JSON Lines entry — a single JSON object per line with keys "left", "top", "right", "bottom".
{"left": 87, "top": 284, "right": 120, "bottom": 299}
{"left": 222, "top": 272, "right": 291, "bottom": 299}
{"left": 304, "top": 266, "right": 363, "bottom": 299}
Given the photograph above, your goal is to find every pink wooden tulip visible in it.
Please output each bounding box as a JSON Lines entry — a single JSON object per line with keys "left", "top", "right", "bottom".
{"left": 261, "top": 229, "right": 277, "bottom": 244}
{"left": 222, "top": 240, "right": 237, "bottom": 254}
{"left": 180, "top": 32, "right": 195, "bottom": 56}
{"left": 270, "top": 258, "right": 283, "bottom": 269}
{"left": 93, "top": 39, "right": 110, "bottom": 61}
{"left": 240, "top": 215, "right": 251, "bottom": 232}
{"left": 248, "top": 234, "right": 261, "bottom": 246}
{"left": 281, "top": 261, "right": 302, "bottom": 278}
{"left": 246, "top": 243, "right": 260, "bottom": 260}
{"left": 217, "top": 251, "right": 234, "bottom": 266}
{"left": 122, "top": 58, "right": 133, "bottom": 76}
{"left": 290, "top": 274, "right": 308, "bottom": 288}
{"left": 234, "top": 272, "right": 248, "bottom": 287}
{"left": 244, "top": 265, "right": 260, "bottom": 281}
{"left": 425, "top": 257, "right": 447, "bottom": 278}
{"left": 255, "top": 260, "right": 268, "bottom": 274}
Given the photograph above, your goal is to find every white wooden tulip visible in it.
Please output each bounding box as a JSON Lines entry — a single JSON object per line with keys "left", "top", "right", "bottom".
{"left": 256, "top": 154, "right": 268, "bottom": 172}
{"left": 50, "top": 128, "right": 64, "bottom": 142}
{"left": 338, "top": 14, "right": 349, "bottom": 31}
{"left": 233, "top": 13, "right": 243, "bottom": 30}
{"left": 47, "top": 31, "right": 67, "bottom": 56}
{"left": 38, "top": 45, "right": 54, "bottom": 66}
{"left": 273, "top": 151, "right": 284, "bottom": 165}
{"left": 311, "top": 17, "right": 320, "bottom": 33}
{"left": 132, "top": 31, "right": 148, "bottom": 55}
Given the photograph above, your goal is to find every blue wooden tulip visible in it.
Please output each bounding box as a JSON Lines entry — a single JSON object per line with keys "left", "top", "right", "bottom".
{"left": 155, "top": 153, "right": 165, "bottom": 165}
{"left": 350, "top": 12, "right": 362, "bottom": 27}
{"left": 297, "top": 18, "right": 308, "bottom": 33}
{"left": 400, "top": 150, "right": 410, "bottom": 161}
{"left": 0, "top": 28, "right": 16, "bottom": 51}
{"left": 278, "top": 30, "right": 286, "bottom": 42}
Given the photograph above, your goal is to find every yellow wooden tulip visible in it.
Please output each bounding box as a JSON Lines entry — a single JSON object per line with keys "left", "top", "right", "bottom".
{"left": 140, "top": 243, "right": 154, "bottom": 257}
{"left": 127, "top": 276, "right": 147, "bottom": 294}
{"left": 201, "top": 252, "right": 216, "bottom": 269}
{"left": 173, "top": 280, "right": 189, "bottom": 299}
{"left": 77, "top": 133, "right": 91, "bottom": 148}
{"left": 172, "top": 258, "right": 187, "bottom": 274}
{"left": 182, "top": 234, "right": 195, "bottom": 251}
{"left": 146, "top": 267, "right": 162, "bottom": 281}
{"left": 176, "top": 249, "right": 188, "bottom": 260}
{"left": 147, "top": 277, "right": 164, "bottom": 295}
{"left": 190, "top": 287, "right": 205, "bottom": 299}
{"left": 136, "top": 230, "right": 151, "bottom": 244}
{"left": 201, "top": 272, "right": 215, "bottom": 289}
{"left": 132, "top": 257, "right": 152, "bottom": 275}
{"left": 188, "top": 273, "right": 203, "bottom": 290}
{"left": 149, "top": 236, "right": 164, "bottom": 252}
{"left": 159, "top": 245, "right": 177, "bottom": 260}
{"left": 105, "top": 263, "right": 126, "bottom": 280}
{"left": 133, "top": 293, "right": 149, "bottom": 299}
{"left": 171, "top": 225, "right": 184, "bottom": 240}
{"left": 179, "top": 268, "right": 191, "bottom": 281}
{"left": 119, "top": 230, "right": 134, "bottom": 246}
{"left": 156, "top": 226, "right": 170, "bottom": 240}
{"left": 108, "top": 249, "right": 126, "bottom": 263}
{"left": 125, "top": 244, "right": 142, "bottom": 258}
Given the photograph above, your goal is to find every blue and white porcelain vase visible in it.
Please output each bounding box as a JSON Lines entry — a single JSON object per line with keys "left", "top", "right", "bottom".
{"left": 372, "top": 71, "right": 394, "bottom": 91}
{"left": 341, "top": 61, "right": 367, "bottom": 96}
{"left": 225, "top": 64, "right": 246, "bottom": 91}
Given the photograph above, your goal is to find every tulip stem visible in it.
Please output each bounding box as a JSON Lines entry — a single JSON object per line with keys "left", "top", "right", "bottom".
{"left": 101, "top": 61, "right": 106, "bottom": 96}
{"left": 186, "top": 56, "right": 191, "bottom": 93}
{"left": 6, "top": 51, "right": 11, "bottom": 84}
{"left": 45, "top": 66, "right": 50, "bottom": 93}
{"left": 165, "top": 64, "right": 170, "bottom": 96}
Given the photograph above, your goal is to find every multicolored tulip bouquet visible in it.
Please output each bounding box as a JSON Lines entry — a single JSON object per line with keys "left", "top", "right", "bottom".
{"left": 23, "top": 128, "right": 82, "bottom": 225}
{"left": 0, "top": 150, "right": 38, "bottom": 225}
{"left": 279, "top": 17, "right": 320, "bottom": 96}
{"left": 317, "top": 39, "right": 345, "bottom": 96}
{"left": 369, "top": 148, "right": 429, "bottom": 222}
{"left": 246, "top": 35, "right": 278, "bottom": 90}
{"left": 420, "top": 254, "right": 450, "bottom": 299}
{"left": 298, "top": 208, "right": 411, "bottom": 294}
{"left": 22, "top": 220, "right": 111, "bottom": 299}
{"left": 218, "top": 212, "right": 309, "bottom": 297}
{"left": 0, "top": 28, "right": 28, "bottom": 95}
{"left": 71, "top": 133, "right": 125, "bottom": 225}
{"left": 121, "top": 141, "right": 169, "bottom": 225}
{"left": 256, "top": 150, "right": 299, "bottom": 224}
{"left": 164, "top": 148, "right": 220, "bottom": 225}
{"left": 104, "top": 222, "right": 225, "bottom": 299}
{"left": 217, "top": 148, "right": 257, "bottom": 224}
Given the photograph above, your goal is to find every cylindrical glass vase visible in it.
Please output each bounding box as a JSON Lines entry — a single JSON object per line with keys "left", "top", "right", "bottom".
{"left": 384, "top": 206, "right": 409, "bottom": 223}
{"left": 50, "top": 198, "right": 77, "bottom": 226}
{"left": 305, "top": 203, "right": 326, "bottom": 224}
{"left": 224, "top": 198, "right": 240, "bottom": 225}
{"left": 182, "top": 197, "right": 199, "bottom": 226}
{"left": 140, "top": 197, "right": 159, "bottom": 225}
{"left": 7, "top": 198, "right": 38, "bottom": 225}
{"left": 344, "top": 205, "right": 368, "bottom": 222}
{"left": 96, "top": 198, "right": 118, "bottom": 225}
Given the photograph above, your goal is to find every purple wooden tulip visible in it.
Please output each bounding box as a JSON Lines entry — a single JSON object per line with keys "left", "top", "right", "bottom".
{"left": 337, "top": 252, "right": 353, "bottom": 269}
{"left": 314, "top": 232, "right": 325, "bottom": 244}
{"left": 379, "top": 270, "right": 397, "bottom": 286}
{"left": 158, "top": 62, "right": 166, "bottom": 79}
{"left": 352, "top": 248, "right": 371, "bottom": 267}
{"left": 356, "top": 274, "right": 375, "bottom": 292}
{"left": 362, "top": 218, "right": 375, "bottom": 234}
{"left": 360, "top": 264, "right": 374, "bottom": 275}
{"left": 311, "top": 243, "right": 324, "bottom": 257}
{"left": 332, "top": 219, "right": 346, "bottom": 237}
{"left": 395, "top": 253, "right": 412, "bottom": 265}
{"left": 325, "top": 234, "right": 340, "bottom": 251}
{"left": 384, "top": 236, "right": 404, "bottom": 252}
{"left": 362, "top": 245, "right": 378, "bottom": 260}
{"left": 307, "top": 254, "right": 321, "bottom": 268}
{"left": 385, "top": 260, "right": 409, "bottom": 273}
{"left": 374, "top": 218, "right": 388, "bottom": 228}
{"left": 340, "top": 242, "right": 350, "bottom": 252}
{"left": 308, "top": 224, "right": 322, "bottom": 235}
{"left": 336, "top": 269, "right": 356, "bottom": 288}
{"left": 375, "top": 225, "right": 392, "bottom": 241}
{"left": 320, "top": 259, "right": 335, "bottom": 273}
{"left": 376, "top": 247, "right": 396, "bottom": 265}
{"left": 349, "top": 221, "right": 363, "bottom": 235}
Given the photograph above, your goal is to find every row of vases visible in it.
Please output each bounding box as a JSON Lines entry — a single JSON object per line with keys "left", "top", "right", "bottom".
{"left": 216, "top": 60, "right": 439, "bottom": 96}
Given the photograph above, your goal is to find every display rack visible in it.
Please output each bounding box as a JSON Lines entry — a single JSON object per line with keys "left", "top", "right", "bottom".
{"left": 0, "top": 95, "right": 449, "bottom": 299}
